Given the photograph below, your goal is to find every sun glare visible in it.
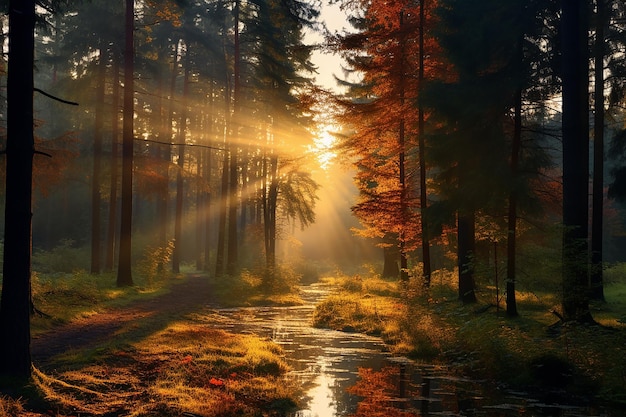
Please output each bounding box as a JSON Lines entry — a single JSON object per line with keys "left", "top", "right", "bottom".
{"left": 312, "top": 127, "right": 338, "bottom": 170}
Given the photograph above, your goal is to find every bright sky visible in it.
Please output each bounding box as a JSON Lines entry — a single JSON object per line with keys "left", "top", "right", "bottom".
{"left": 307, "top": 2, "right": 352, "bottom": 91}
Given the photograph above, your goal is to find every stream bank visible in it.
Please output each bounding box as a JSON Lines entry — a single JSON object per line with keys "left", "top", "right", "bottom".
{"left": 204, "top": 283, "right": 617, "bottom": 416}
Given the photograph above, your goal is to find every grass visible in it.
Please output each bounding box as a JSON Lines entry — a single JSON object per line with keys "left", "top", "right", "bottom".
{"left": 1, "top": 265, "right": 303, "bottom": 416}
{"left": 208, "top": 266, "right": 305, "bottom": 307}
{"left": 313, "top": 269, "right": 626, "bottom": 407}
{"left": 27, "top": 321, "right": 296, "bottom": 416}
{"left": 29, "top": 270, "right": 177, "bottom": 335}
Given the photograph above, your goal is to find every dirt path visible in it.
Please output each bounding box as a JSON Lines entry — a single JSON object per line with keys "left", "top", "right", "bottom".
{"left": 31, "top": 274, "right": 213, "bottom": 368}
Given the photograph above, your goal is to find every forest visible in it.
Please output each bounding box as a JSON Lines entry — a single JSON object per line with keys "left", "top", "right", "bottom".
{"left": 1, "top": 0, "right": 626, "bottom": 416}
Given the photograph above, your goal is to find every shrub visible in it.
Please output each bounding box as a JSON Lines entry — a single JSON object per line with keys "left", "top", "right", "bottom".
{"left": 32, "top": 239, "right": 90, "bottom": 273}
{"left": 136, "top": 240, "right": 175, "bottom": 285}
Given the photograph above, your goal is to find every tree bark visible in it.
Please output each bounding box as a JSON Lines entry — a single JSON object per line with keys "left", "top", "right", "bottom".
{"left": 215, "top": 148, "right": 229, "bottom": 277}
{"left": 398, "top": 10, "right": 409, "bottom": 283}
{"left": 91, "top": 44, "right": 107, "bottom": 275}
{"left": 506, "top": 89, "right": 522, "bottom": 317}
{"left": 458, "top": 211, "right": 477, "bottom": 304}
{"left": 265, "top": 154, "right": 279, "bottom": 273}
{"left": 0, "top": 0, "right": 36, "bottom": 380}
{"left": 203, "top": 147, "right": 213, "bottom": 271}
{"left": 153, "top": 48, "right": 167, "bottom": 271}
{"left": 382, "top": 244, "right": 400, "bottom": 279}
{"left": 590, "top": 0, "right": 605, "bottom": 301}
{"left": 561, "top": 0, "right": 592, "bottom": 321}
{"left": 116, "top": 0, "right": 135, "bottom": 287}
{"left": 418, "top": 0, "right": 431, "bottom": 287}
{"left": 105, "top": 50, "right": 121, "bottom": 272}
{"left": 227, "top": 0, "right": 241, "bottom": 276}
{"left": 172, "top": 46, "right": 190, "bottom": 274}
{"left": 196, "top": 148, "right": 204, "bottom": 270}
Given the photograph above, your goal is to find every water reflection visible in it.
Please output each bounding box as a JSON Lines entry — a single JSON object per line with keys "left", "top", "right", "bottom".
{"left": 208, "top": 284, "right": 390, "bottom": 416}
{"left": 206, "top": 284, "right": 616, "bottom": 417}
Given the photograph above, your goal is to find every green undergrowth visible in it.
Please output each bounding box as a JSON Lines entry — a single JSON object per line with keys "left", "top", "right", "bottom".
{"left": 313, "top": 270, "right": 626, "bottom": 406}
{"left": 1, "top": 266, "right": 302, "bottom": 416}
{"left": 208, "top": 266, "right": 304, "bottom": 307}
{"left": 29, "top": 269, "right": 182, "bottom": 335}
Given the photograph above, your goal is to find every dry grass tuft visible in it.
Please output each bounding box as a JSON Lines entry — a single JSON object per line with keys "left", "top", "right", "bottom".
{"left": 313, "top": 270, "right": 626, "bottom": 405}
{"left": 28, "top": 317, "right": 296, "bottom": 416}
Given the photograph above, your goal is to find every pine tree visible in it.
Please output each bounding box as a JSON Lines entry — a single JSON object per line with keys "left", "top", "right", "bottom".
{"left": 117, "top": 0, "right": 136, "bottom": 287}
{"left": 561, "top": 0, "right": 593, "bottom": 322}
{"left": 0, "top": 0, "right": 37, "bottom": 381}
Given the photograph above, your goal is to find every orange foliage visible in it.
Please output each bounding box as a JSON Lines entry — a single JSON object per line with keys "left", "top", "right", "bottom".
{"left": 143, "top": 0, "right": 183, "bottom": 27}
{"left": 334, "top": 0, "right": 444, "bottom": 140}
{"left": 334, "top": 0, "right": 445, "bottom": 253}
{"left": 348, "top": 367, "right": 420, "bottom": 417}
{"left": 33, "top": 130, "right": 80, "bottom": 197}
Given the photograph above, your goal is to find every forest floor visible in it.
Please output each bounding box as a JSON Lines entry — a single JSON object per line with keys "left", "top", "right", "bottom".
{"left": 313, "top": 274, "right": 626, "bottom": 412}
{"left": 2, "top": 274, "right": 298, "bottom": 417}
{"left": 31, "top": 275, "right": 211, "bottom": 369}
{"left": 31, "top": 273, "right": 214, "bottom": 366}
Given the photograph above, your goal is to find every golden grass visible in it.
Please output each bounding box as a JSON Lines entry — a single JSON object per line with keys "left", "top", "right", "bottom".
{"left": 28, "top": 317, "right": 297, "bottom": 416}
{"left": 30, "top": 270, "right": 177, "bottom": 335}
{"left": 2, "top": 268, "right": 304, "bottom": 416}
{"left": 313, "top": 270, "right": 626, "bottom": 405}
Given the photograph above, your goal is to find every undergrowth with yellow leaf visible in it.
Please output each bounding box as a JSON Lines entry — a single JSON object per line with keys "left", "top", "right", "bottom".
{"left": 313, "top": 270, "right": 626, "bottom": 407}
{"left": 209, "top": 266, "right": 304, "bottom": 307}
{"left": 25, "top": 320, "right": 296, "bottom": 417}
{"left": 1, "top": 261, "right": 302, "bottom": 416}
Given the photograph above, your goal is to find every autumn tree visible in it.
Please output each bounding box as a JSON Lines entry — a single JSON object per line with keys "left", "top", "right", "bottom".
{"left": 333, "top": 0, "right": 433, "bottom": 281}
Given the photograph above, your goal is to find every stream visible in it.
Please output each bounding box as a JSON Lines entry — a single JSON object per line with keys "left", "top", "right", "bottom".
{"left": 207, "top": 284, "right": 615, "bottom": 417}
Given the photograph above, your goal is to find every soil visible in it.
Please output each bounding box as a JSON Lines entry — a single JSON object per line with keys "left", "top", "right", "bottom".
{"left": 31, "top": 274, "right": 213, "bottom": 368}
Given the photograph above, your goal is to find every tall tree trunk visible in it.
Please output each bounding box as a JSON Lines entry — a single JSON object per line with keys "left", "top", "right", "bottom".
{"left": 203, "top": 87, "right": 215, "bottom": 272}
{"left": 382, "top": 242, "right": 400, "bottom": 279}
{"left": 157, "top": 41, "right": 180, "bottom": 272}
{"left": 196, "top": 148, "right": 204, "bottom": 270}
{"left": 91, "top": 45, "right": 107, "bottom": 275}
{"left": 418, "top": 0, "right": 431, "bottom": 287}
{"left": 153, "top": 49, "right": 167, "bottom": 268}
{"left": 506, "top": 89, "right": 522, "bottom": 317}
{"left": 227, "top": 0, "right": 241, "bottom": 276}
{"left": 398, "top": 10, "right": 409, "bottom": 282}
{"left": 0, "top": 0, "right": 36, "bottom": 380}
{"left": 216, "top": 17, "right": 232, "bottom": 278}
{"left": 116, "top": 0, "right": 135, "bottom": 287}
{"left": 561, "top": 0, "right": 591, "bottom": 322}
{"left": 203, "top": 148, "right": 213, "bottom": 272}
{"left": 105, "top": 51, "right": 121, "bottom": 272}
{"left": 216, "top": 149, "right": 229, "bottom": 277}
{"left": 172, "top": 46, "right": 190, "bottom": 274}
{"left": 590, "top": 0, "right": 605, "bottom": 301}
{"left": 264, "top": 153, "right": 279, "bottom": 274}
{"left": 204, "top": 150, "right": 213, "bottom": 271}
{"left": 240, "top": 149, "right": 250, "bottom": 242}
{"left": 172, "top": 142, "right": 185, "bottom": 274}
{"left": 458, "top": 211, "right": 477, "bottom": 304}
